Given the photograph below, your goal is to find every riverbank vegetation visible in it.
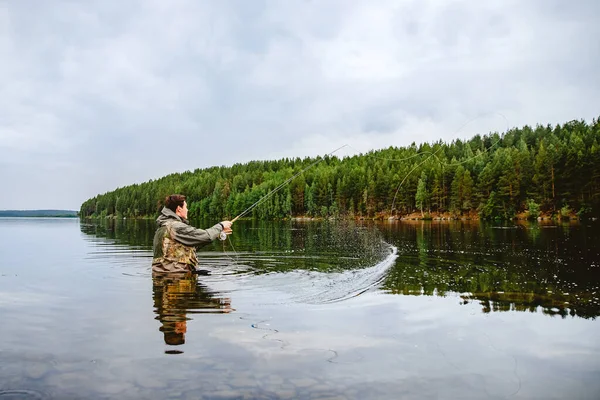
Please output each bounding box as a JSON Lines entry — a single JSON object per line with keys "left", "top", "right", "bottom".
{"left": 80, "top": 117, "right": 600, "bottom": 221}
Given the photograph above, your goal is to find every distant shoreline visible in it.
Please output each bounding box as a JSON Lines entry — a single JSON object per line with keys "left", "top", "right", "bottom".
{"left": 0, "top": 210, "right": 78, "bottom": 218}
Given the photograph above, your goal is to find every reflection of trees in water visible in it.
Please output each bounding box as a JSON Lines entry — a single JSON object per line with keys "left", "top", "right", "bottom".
{"left": 461, "top": 291, "right": 599, "bottom": 319}
{"left": 380, "top": 221, "right": 600, "bottom": 319}
{"left": 80, "top": 219, "right": 600, "bottom": 319}
{"left": 80, "top": 218, "right": 155, "bottom": 249}
{"left": 152, "top": 272, "right": 232, "bottom": 352}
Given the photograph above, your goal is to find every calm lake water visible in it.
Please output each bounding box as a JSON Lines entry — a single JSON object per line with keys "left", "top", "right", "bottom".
{"left": 0, "top": 217, "right": 599, "bottom": 399}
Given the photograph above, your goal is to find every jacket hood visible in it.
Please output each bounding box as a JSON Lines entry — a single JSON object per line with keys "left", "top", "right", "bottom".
{"left": 156, "top": 207, "right": 188, "bottom": 226}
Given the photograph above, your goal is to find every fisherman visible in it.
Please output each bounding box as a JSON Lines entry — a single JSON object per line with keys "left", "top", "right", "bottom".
{"left": 152, "top": 194, "right": 233, "bottom": 274}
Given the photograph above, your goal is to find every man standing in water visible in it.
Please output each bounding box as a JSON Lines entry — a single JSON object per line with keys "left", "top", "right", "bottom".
{"left": 152, "top": 194, "right": 233, "bottom": 274}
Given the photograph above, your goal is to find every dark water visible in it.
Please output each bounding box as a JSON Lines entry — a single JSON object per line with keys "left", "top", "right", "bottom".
{"left": 0, "top": 218, "right": 598, "bottom": 399}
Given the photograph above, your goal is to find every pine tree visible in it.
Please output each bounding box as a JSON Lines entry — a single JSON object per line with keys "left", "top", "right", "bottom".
{"left": 415, "top": 171, "right": 429, "bottom": 217}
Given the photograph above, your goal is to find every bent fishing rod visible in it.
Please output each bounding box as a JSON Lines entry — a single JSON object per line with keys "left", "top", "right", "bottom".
{"left": 233, "top": 144, "right": 347, "bottom": 223}
{"left": 216, "top": 145, "right": 348, "bottom": 240}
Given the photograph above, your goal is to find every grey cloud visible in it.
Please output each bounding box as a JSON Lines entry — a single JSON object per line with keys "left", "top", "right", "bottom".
{"left": 0, "top": 0, "right": 599, "bottom": 209}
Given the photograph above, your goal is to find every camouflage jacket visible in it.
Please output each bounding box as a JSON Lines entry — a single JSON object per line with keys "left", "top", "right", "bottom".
{"left": 152, "top": 207, "right": 224, "bottom": 269}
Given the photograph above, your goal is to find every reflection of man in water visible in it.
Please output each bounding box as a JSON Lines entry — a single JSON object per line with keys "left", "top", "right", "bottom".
{"left": 152, "top": 272, "right": 233, "bottom": 348}
{"left": 152, "top": 194, "right": 232, "bottom": 274}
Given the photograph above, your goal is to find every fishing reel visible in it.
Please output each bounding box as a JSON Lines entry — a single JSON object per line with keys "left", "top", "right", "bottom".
{"left": 219, "top": 231, "right": 228, "bottom": 241}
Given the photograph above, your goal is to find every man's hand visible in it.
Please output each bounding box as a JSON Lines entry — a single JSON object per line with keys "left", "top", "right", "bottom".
{"left": 220, "top": 221, "right": 233, "bottom": 234}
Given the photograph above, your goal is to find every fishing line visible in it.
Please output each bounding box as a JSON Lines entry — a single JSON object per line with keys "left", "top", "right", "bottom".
{"left": 344, "top": 144, "right": 430, "bottom": 162}
{"left": 445, "top": 113, "right": 509, "bottom": 167}
{"left": 221, "top": 235, "right": 241, "bottom": 264}
{"left": 389, "top": 113, "right": 510, "bottom": 215}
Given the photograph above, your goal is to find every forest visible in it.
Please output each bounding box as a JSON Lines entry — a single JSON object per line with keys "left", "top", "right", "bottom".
{"left": 80, "top": 117, "right": 600, "bottom": 221}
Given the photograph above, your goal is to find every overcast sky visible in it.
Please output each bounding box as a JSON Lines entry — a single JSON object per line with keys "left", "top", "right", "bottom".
{"left": 1, "top": 0, "right": 599, "bottom": 210}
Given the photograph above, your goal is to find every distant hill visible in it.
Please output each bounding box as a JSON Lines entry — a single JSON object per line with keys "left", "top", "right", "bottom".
{"left": 0, "top": 210, "right": 78, "bottom": 218}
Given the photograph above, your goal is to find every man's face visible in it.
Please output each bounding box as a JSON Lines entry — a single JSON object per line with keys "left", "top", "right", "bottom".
{"left": 176, "top": 201, "right": 188, "bottom": 219}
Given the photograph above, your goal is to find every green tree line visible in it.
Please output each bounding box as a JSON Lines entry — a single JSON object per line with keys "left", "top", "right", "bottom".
{"left": 80, "top": 117, "right": 600, "bottom": 220}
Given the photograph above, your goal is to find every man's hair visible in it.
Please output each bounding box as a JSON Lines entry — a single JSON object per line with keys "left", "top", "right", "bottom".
{"left": 165, "top": 194, "right": 186, "bottom": 212}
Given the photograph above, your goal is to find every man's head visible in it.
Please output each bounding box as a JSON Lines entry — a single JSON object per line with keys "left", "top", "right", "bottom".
{"left": 165, "top": 194, "right": 188, "bottom": 219}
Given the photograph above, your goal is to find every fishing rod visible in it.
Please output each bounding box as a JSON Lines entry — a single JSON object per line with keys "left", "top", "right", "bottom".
{"left": 218, "top": 144, "right": 349, "bottom": 240}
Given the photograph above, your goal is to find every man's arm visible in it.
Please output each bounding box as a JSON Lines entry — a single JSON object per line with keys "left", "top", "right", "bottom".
{"left": 172, "top": 220, "right": 233, "bottom": 247}
{"left": 173, "top": 223, "right": 224, "bottom": 247}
